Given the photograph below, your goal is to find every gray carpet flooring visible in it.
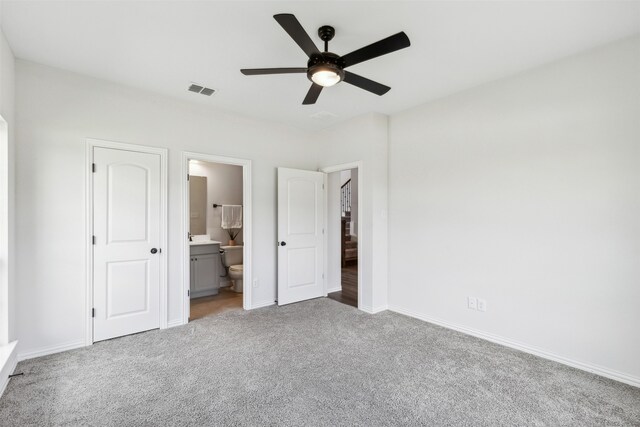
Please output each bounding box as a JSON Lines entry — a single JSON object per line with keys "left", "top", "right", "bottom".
{"left": 1, "top": 298, "right": 639, "bottom": 426}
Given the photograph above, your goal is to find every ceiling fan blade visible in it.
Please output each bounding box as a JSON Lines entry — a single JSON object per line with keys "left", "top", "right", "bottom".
{"left": 343, "top": 72, "right": 390, "bottom": 96}
{"left": 302, "top": 83, "right": 323, "bottom": 105}
{"left": 342, "top": 32, "right": 410, "bottom": 68}
{"left": 241, "top": 68, "right": 307, "bottom": 75}
{"left": 274, "top": 14, "right": 320, "bottom": 58}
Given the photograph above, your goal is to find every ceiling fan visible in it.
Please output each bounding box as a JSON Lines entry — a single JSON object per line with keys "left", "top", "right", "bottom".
{"left": 240, "top": 14, "right": 411, "bottom": 105}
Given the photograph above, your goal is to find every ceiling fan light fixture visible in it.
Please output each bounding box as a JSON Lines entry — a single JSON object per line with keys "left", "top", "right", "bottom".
{"left": 307, "top": 56, "right": 345, "bottom": 88}
{"left": 311, "top": 69, "right": 341, "bottom": 87}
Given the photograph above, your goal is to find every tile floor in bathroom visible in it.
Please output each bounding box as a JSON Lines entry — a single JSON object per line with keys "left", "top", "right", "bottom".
{"left": 190, "top": 287, "right": 243, "bottom": 320}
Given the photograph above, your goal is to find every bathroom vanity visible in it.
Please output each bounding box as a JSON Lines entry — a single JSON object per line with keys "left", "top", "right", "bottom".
{"left": 189, "top": 241, "right": 221, "bottom": 298}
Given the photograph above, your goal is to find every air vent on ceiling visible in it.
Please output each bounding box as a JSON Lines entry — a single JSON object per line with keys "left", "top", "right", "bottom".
{"left": 188, "top": 83, "right": 215, "bottom": 96}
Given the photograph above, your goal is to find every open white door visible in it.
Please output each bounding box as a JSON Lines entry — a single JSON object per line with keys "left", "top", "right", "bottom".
{"left": 277, "top": 168, "right": 325, "bottom": 305}
{"left": 93, "top": 147, "right": 162, "bottom": 342}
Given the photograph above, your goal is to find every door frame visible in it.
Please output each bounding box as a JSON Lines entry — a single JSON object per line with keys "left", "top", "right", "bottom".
{"left": 85, "top": 138, "right": 168, "bottom": 346}
{"left": 181, "top": 152, "right": 252, "bottom": 325}
{"left": 0, "top": 114, "right": 8, "bottom": 345}
{"left": 319, "top": 161, "right": 363, "bottom": 310}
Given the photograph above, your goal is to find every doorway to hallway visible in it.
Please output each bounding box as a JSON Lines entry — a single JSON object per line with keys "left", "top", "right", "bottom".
{"left": 325, "top": 167, "right": 360, "bottom": 309}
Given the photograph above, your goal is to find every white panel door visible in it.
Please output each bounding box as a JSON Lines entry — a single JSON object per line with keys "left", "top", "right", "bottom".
{"left": 93, "top": 147, "right": 161, "bottom": 342}
{"left": 277, "top": 168, "right": 325, "bottom": 305}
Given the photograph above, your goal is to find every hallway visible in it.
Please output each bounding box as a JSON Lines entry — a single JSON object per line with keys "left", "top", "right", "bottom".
{"left": 328, "top": 264, "right": 357, "bottom": 308}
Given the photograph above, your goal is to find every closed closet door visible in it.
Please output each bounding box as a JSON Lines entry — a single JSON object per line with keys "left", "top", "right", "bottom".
{"left": 93, "top": 147, "right": 162, "bottom": 342}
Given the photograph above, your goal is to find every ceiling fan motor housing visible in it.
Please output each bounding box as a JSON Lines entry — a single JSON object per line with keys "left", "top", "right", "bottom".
{"left": 307, "top": 52, "right": 345, "bottom": 83}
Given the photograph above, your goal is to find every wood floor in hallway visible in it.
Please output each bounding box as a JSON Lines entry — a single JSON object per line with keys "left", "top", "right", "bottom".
{"left": 328, "top": 264, "right": 358, "bottom": 308}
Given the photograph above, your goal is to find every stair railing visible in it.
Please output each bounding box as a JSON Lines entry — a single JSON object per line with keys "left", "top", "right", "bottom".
{"left": 341, "top": 179, "right": 351, "bottom": 216}
{"left": 341, "top": 218, "right": 347, "bottom": 268}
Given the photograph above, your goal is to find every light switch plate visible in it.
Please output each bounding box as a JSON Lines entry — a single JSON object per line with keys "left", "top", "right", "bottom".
{"left": 468, "top": 296, "right": 477, "bottom": 310}
{"left": 477, "top": 299, "right": 487, "bottom": 312}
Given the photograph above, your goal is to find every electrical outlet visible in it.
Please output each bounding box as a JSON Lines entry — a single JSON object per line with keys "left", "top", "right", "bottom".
{"left": 477, "top": 298, "right": 487, "bottom": 312}
{"left": 253, "top": 278, "right": 259, "bottom": 288}
{"left": 468, "top": 296, "right": 477, "bottom": 310}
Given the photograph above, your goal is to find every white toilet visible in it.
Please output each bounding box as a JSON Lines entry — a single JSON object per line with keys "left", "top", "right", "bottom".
{"left": 221, "top": 245, "right": 243, "bottom": 293}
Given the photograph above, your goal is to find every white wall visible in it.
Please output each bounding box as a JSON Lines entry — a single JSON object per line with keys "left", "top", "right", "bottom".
{"left": 14, "top": 61, "right": 317, "bottom": 357}
{"left": 317, "top": 113, "right": 389, "bottom": 312}
{"left": 188, "top": 161, "right": 243, "bottom": 244}
{"left": 388, "top": 35, "right": 640, "bottom": 384}
{"left": 0, "top": 5, "right": 16, "bottom": 345}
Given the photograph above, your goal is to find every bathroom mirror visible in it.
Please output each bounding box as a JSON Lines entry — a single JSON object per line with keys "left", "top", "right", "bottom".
{"left": 189, "top": 175, "right": 207, "bottom": 235}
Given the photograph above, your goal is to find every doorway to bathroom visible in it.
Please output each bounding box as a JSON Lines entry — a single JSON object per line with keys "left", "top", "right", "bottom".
{"left": 182, "top": 153, "right": 252, "bottom": 324}
{"left": 321, "top": 163, "right": 362, "bottom": 309}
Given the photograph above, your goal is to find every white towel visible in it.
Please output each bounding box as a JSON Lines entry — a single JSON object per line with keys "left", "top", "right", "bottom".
{"left": 221, "top": 205, "right": 242, "bottom": 229}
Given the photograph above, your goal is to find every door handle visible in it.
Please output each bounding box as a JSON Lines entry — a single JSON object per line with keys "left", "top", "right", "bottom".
{"left": 280, "top": 241, "right": 287, "bottom": 246}
{"left": 150, "top": 248, "right": 158, "bottom": 254}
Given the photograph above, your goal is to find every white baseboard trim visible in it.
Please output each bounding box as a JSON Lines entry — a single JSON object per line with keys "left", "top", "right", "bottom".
{"left": 167, "top": 319, "right": 184, "bottom": 329}
{"left": 251, "top": 300, "right": 276, "bottom": 310}
{"left": 326, "top": 286, "right": 341, "bottom": 293}
{"left": 388, "top": 305, "right": 640, "bottom": 388}
{"left": 17, "top": 340, "right": 86, "bottom": 362}
{"left": 360, "top": 305, "right": 388, "bottom": 314}
{"left": 0, "top": 341, "right": 18, "bottom": 398}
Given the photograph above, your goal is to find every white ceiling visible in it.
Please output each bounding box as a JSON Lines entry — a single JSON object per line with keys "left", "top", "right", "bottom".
{"left": 2, "top": 1, "right": 640, "bottom": 130}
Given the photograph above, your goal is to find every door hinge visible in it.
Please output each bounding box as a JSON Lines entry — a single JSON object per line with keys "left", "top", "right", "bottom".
{"left": 322, "top": 228, "right": 324, "bottom": 234}
{"left": 322, "top": 183, "right": 325, "bottom": 190}
{"left": 322, "top": 273, "right": 324, "bottom": 279}
{"left": 92, "top": 163, "right": 96, "bottom": 173}
{"left": 187, "top": 174, "right": 190, "bottom": 181}
{"left": 91, "top": 308, "right": 95, "bottom": 318}
{"left": 92, "top": 235, "right": 96, "bottom": 245}
{"left": 187, "top": 290, "right": 190, "bottom": 297}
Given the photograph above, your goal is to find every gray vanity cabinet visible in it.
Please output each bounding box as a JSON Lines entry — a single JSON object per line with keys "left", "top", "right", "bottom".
{"left": 190, "top": 243, "right": 220, "bottom": 298}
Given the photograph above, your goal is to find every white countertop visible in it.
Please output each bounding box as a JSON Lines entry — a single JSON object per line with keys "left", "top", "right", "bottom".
{"left": 189, "top": 240, "right": 222, "bottom": 246}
